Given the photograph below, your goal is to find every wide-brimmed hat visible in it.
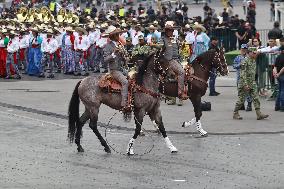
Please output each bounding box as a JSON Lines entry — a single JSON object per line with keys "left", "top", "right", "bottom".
{"left": 75, "top": 27, "right": 88, "bottom": 35}
{"left": 10, "top": 30, "right": 18, "bottom": 35}
{"left": 30, "top": 26, "right": 39, "bottom": 32}
{"left": 65, "top": 26, "right": 75, "bottom": 32}
{"left": 1, "top": 28, "right": 8, "bottom": 34}
{"left": 164, "top": 21, "right": 179, "bottom": 30}
{"left": 146, "top": 25, "right": 157, "bottom": 30}
{"left": 192, "top": 23, "right": 206, "bottom": 32}
{"left": 138, "top": 34, "right": 144, "bottom": 40}
{"left": 105, "top": 25, "right": 126, "bottom": 36}
{"left": 46, "top": 28, "right": 53, "bottom": 35}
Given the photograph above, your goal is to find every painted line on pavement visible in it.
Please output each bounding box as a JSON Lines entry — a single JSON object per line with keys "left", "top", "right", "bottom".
{"left": 0, "top": 101, "right": 284, "bottom": 136}
{"left": 0, "top": 110, "right": 132, "bottom": 137}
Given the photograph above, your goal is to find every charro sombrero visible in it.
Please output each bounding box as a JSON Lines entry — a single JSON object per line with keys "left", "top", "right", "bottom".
{"left": 164, "top": 21, "right": 179, "bottom": 30}
{"left": 65, "top": 26, "right": 75, "bottom": 32}
{"left": 192, "top": 23, "right": 206, "bottom": 32}
{"left": 104, "top": 25, "right": 126, "bottom": 36}
{"left": 75, "top": 27, "right": 88, "bottom": 35}
{"left": 146, "top": 25, "right": 157, "bottom": 30}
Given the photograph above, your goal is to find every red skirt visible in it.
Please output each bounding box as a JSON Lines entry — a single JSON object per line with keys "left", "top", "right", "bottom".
{"left": 0, "top": 47, "right": 6, "bottom": 77}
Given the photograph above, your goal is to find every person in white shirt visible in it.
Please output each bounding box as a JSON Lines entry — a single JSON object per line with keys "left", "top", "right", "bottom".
{"left": 18, "top": 29, "right": 30, "bottom": 74}
{"left": 54, "top": 28, "right": 63, "bottom": 73}
{"left": 6, "top": 31, "right": 21, "bottom": 79}
{"left": 95, "top": 27, "right": 108, "bottom": 73}
{"left": 130, "top": 25, "right": 144, "bottom": 46}
{"left": 87, "top": 26, "right": 98, "bottom": 72}
{"left": 74, "top": 27, "right": 90, "bottom": 76}
{"left": 39, "top": 29, "right": 59, "bottom": 78}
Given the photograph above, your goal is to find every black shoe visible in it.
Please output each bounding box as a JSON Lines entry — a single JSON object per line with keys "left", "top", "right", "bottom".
{"left": 239, "top": 104, "right": 245, "bottom": 110}
{"left": 14, "top": 75, "right": 21, "bottom": 80}
{"left": 275, "top": 107, "right": 280, "bottom": 111}
{"left": 209, "top": 92, "right": 220, "bottom": 96}
{"left": 47, "top": 74, "right": 55, "bottom": 78}
{"left": 102, "top": 70, "right": 108, "bottom": 73}
{"left": 93, "top": 70, "right": 100, "bottom": 73}
{"left": 38, "top": 73, "right": 45, "bottom": 78}
{"left": 22, "top": 72, "right": 27, "bottom": 75}
{"left": 81, "top": 72, "right": 89, "bottom": 76}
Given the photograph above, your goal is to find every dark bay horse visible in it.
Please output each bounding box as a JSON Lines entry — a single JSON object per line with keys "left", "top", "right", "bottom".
{"left": 68, "top": 50, "right": 178, "bottom": 155}
{"left": 160, "top": 48, "right": 228, "bottom": 136}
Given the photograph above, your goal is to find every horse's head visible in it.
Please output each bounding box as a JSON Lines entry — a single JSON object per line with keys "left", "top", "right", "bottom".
{"left": 212, "top": 48, "right": 229, "bottom": 76}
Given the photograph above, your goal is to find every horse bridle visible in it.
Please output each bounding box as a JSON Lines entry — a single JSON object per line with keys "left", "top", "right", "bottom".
{"left": 195, "top": 50, "right": 226, "bottom": 76}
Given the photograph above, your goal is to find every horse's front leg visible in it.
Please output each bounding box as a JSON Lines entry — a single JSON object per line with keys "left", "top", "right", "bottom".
{"left": 150, "top": 105, "right": 178, "bottom": 153}
{"left": 127, "top": 109, "right": 145, "bottom": 155}
{"left": 186, "top": 94, "right": 208, "bottom": 137}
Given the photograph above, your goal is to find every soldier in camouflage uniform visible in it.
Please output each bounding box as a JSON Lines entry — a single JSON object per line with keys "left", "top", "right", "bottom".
{"left": 233, "top": 47, "right": 269, "bottom": 120}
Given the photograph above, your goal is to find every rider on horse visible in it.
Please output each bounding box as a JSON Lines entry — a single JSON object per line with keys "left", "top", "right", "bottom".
{"left": 103, "top": 26, "right": 130, "bottom": 112}
{"left": 162, "top": 21, "right": 189, "bottom": 100}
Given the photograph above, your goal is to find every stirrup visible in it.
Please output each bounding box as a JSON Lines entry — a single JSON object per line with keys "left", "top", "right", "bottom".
{"left": 121, "top": 105, "right": 132, "bottom": 113}
{"left": 178, "top": 93, "right": 189, "bottom": 100}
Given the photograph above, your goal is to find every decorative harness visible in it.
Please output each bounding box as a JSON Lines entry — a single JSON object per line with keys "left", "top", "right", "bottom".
{"left": 188, "top": 50, "right": 226, "bottom": 86}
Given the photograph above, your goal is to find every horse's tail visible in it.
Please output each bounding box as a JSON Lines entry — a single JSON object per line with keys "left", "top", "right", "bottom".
{"left": 68, "top": 80, "right": 82, "bottom": 143}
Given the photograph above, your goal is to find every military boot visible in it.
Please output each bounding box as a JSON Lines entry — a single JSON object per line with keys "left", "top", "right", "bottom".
{"left": 246, "top": 102, "right": 252, "bottom": 111}
{"left": 239, "top": 104, "right": 245, "bottom": 110}
{"left": 256, "top": 109, "right": 269, "bottom": 120}
{"left": 167, "top": 97, "right": 176, "bottom": 105}
{"left": 233, "top": 111, "right": 243, "bottom": 120}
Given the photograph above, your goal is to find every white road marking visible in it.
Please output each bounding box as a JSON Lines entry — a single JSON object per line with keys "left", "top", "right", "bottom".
{"left": 173, "top": 179, "right": 186, "bottom": 182}
{"left": 0, "top": 110, "right": 132, "bottom": 136}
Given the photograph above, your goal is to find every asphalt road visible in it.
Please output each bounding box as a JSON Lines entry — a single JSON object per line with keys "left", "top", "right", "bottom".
{"left": 0, "top": 69, "right": 284, "bottom": 189}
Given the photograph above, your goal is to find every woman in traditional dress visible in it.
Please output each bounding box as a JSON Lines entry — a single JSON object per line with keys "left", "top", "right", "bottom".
{"left": 0, "top": 29, "right": 8, "bottom": 77}
{"left": 27, "top": 27, "right": 43, "bottom": 76}
{"left": 187, "top": 24, "right": 210, "bottom": 63}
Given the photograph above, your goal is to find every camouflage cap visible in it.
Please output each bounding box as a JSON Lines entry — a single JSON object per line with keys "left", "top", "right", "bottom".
{"left": 248, "top": 47, "right": 257, "bottom": 52}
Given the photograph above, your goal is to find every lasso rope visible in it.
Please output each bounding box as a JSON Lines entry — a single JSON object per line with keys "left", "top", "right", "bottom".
{"left": 104, "top": 111, "right": 158, "bottom": 156}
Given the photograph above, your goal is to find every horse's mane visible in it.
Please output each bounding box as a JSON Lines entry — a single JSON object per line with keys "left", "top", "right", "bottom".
{"left": 135, "top": 53, "right": 155, "bottom": 85}
{"left": 192, "top": 49, "right": 216, "bottom": 65}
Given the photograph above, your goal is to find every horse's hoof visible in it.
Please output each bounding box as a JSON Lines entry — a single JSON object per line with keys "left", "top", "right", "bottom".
{"left": 104, "top": 147, "right": 111, "bottom": 153}
{"left": 127, "top": 152, "right": 135, "bottom": 156}
{"left": 201, "top": 133, "right": 208, "bottom": 137}
{"left": 77, "top": 147, "right": 84, "bottom": 153}
{"left": 182, "top": 121, "right": 192, "bottom": 127}
{"left": 139, "top": 132, "right": 146, "bottom": 136}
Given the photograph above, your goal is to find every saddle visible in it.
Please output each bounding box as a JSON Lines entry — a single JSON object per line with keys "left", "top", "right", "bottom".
{"left": 98, "top": 69, "right": 137, "bottom": 92}
{"left": 98, "top": 74, "right": 122, "bottom": 92}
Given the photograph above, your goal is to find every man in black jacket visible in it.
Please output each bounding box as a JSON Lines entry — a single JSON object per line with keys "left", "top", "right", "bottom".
{"left": 268, "top": 21, "right": 283, "bottom": 40}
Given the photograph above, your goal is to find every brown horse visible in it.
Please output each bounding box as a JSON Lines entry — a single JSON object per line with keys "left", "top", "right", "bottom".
{"left": 159, "top": 48, "right": 228, "bottom": 136}
{"left": 68, "top": 50, "right": 178, "bottom": 155}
